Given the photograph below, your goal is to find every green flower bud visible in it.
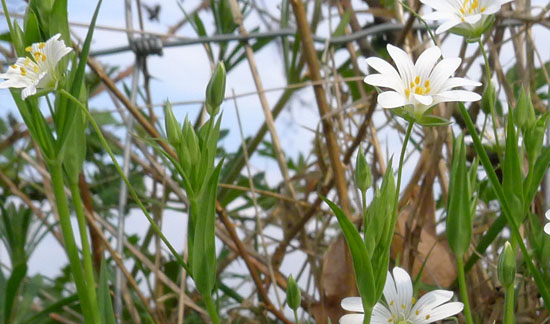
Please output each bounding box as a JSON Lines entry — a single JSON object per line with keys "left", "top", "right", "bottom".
{"left": 355, "top": 147, "right": 372, "bottom": 193}
{"left": 205, "top": 61, "right": 226, "bottom": 116}
{"left": 182, "top": 118, "right": 200, "bottom": 167}
{"left": 164, "top": 101, "right": 181, "bottom": 146}
{"left": 515, "top": 88, "right": 536, "bottom": 130}
{"left": 286, "top": 275, "right": 301, "bottom": 311}
{"left": 498, "top": 241, "right": 516, "bottom": 287}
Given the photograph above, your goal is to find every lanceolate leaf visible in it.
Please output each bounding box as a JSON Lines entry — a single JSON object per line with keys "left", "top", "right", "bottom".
{"left": 323, "top": 198, "right": 376, "bottom": 307}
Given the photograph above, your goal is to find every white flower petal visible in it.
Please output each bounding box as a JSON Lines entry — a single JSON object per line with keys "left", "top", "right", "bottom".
{"left": 545, "top": 209, "right": 550, "bottom": 221}
{"left": 378, "top": 91, "right": 409, "bottom": 109}
{"left": 436, "top": 18, "right": 462, "bottom": 34}
{"left": 420, "top": 0, "right": 456, "bottom": 12}
{"left": 413, "top": 94, "right": 434, "bottom": 106}
{"left": 436, "top": 90, "right": 481, "bottom": 102}
{"left": 387, "top": 44, "right": 415, "bottom": 86}
{"left": 422, "top": 11, "right": 454, "bottom": 21}
{"left": 429, "top": 57, "right": 461, "bottom": 91}
{"left": 364, "top": 74, "right": 403, "bottom": 92}
{"left": 22, "top": 83, "right": 37, "bottom": 100}
{"left": 339, "top": 314, "right": 364, "bottom": 324}
{"left": 341, "top": 297, "right": 364, "bottom": 312}
{"left": 544, "top": 222, "right": 550, "bottom": 235}
{"left": 366, "top": 57, "right": 400, "bottom": 79}
{"left": 372, "top": 303, "right": 393, "bottom": 323}
{"left": 415, "top": 47, "right": 441, "bottom": 81}
{"left": 481, "top": 5, "right": 501, "bottom": 15}
{"left": 424, "top": 302, "right": 464, "bottom": 322}
{"left": 464, "top": 13, "right": 482, "bottom": 24}
{"left": 392, "top": 267, "right": 414, "bottom": 314}
{"left": 382, "top": 269, "right": 400, "bottom": 314}
{"left": 440, "top": 77, "right": 482, "bottom": 91}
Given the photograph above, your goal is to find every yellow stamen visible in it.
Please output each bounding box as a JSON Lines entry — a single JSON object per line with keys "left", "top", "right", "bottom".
{"left": 415, "top": 76, "right": 420, "bottom": 85}
{"left": 34, "top": 52, "right": 41, "bottom": 60}
{"left": 416, "top": 310, "right": 420, "bottom": 316}
{"left": 424, "top": 80, "right": 430, "bottom": 87}
{"left": 33, "top": 66, "right": 39, "bottom": 73}
{"left": 388, "top": 319, "right": 393, "bottom": 323}
{"left": 39, "top": 42, "right": 45, "bottom": 49}
{"left": 481, "top": 6, "right": 486, "bottom": 12}
{"left": 415, "top": 87, "right": 424, "bottom": 95}
{"left": 411, "top": 297, "right": 416, "bottom": 304}
{"left": 390, "top": 300, "right": 394, "bottom": 306}
{"left": 24, "top": 57, "right": 31, "bottom": 66}
{"left": 25, "top": 46, "right": 32, "bottom": 52}
{"left": 410, "top": 81, "right": 415, "bottom": 88}
{"left": 426, "top": 87, "right": 431, "bottom": 94}
{"left": 460, "top": 7, "right": 465, "bottom": 14}
{"left": 405, "top": 88, "right": 411, "bottom": 98}
{"left": 10, "top": 64, "right": 17, "bottom": 69}
{"left": 20, "top": 67, "right": 26, "bottom": 76}
{"left": 425, "top": 314, "right": 431, "bottom": 320}
{"left": 41, "top": 54, "right": 47, "bottom": 62}
{"left": 401, "top": 304, "right": 406, "bottom": 310}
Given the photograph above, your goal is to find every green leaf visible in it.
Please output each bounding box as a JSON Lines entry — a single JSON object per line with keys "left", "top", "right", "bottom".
{"left": 23, "top": 9, "right": 41, "bottom": 46}
{"left": 56, "top": 0, "right": 102, "bottom": 157}
{"left": 502, "top": 112, "right": 524, "bottom": 223}
{"left": 323, "top": 198, "right": 377, "bottom": 307}
{"left": 4, "top": 264, "right": 27, "bottom": 324}
{"left": 49, "top": 0, "right": 70, "bottom": 44}
{"left": 98, "top": 261, "right": 116, "bottom": 324}
{"left": 192, "top": 161, "right": 223, "bottom": 296}
{"left": 331, "top": 9, "right": 352, "bottom": 37}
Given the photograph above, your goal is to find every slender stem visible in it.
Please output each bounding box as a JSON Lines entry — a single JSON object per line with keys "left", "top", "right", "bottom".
{"left": 478, "top": 39, "right": 502, "bottom": 156}
{"left": 49, "top": 163, "right": 100, "bottom": 324}
{"left": 458, "top": 103, "right": 550, "bottom": 311}
{"left": 362, "top": 305, "right": 373, "bottom": 324}
{"left": 1, "top": 0, "right": 14, "bottom": 40}
{"left": 203, "top": 294, "right": 221, "bottom": 324}
{"left": 68, "top": 182, "right": 99, "bottom": 304}
{"left": 396, "top": 122, "right": 415, "bottom": 208}
{"left": 293, "top": 309, "right": 300, "bottom": 324}
{"left": 504, "top": 284, "right": 515, "bottom": 324}
{"left": 400, "top": 1, "right": 437, "bottom": 45}
{"left": 456, "top": 257, "right": 474, "bottom": 324}
{"left": 361, "top": 189, "right": 368, "bottom": 240}
{"left": 59, "top": 89, "right": 190, "bottom": 273}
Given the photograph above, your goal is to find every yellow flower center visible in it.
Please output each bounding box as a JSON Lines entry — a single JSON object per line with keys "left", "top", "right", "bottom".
{"left": 406, "top": 75, "right": 431, "bottom": 98}
{"left": 459, "top": 0, "right": 486, "bottom": 21}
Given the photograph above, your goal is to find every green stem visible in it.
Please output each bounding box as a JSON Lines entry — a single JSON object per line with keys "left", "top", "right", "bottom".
{"left": 395, "top": 122, "right": 415, "bottom": 209}
{"left": 59, "top": 89, "right": 190, "bottom": 273}
{"left": 68, "top": 182, "right": 98, "bottom": 304}
{"left": 293, "top": 309, "right": 300, "bottom": 324}
{"left": 203, "top": 293, "right": 221, "bottom": 324}
{"left": 1, "top": 0, "right": 14, "bottom": 40}
{"left": 458, "top": 103, "right": 550, "bottom": 311}
{"left": 504, "top": 284, "right": 515, "bottom": 324}
{"left": 48, "top": 163, "right": 100, "bottom": 324}
{"left": 456, "top": 257, "right": 474, "bottom": 324}
{"left": 478, "top": 39, "right": 502, "bottom": 157}
{"left": 362, "top": 305, "right": 373, "bottom": 324}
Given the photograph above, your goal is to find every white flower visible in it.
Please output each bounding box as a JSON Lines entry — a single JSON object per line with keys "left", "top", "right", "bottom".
{"left": 545, "top": 210, "right": 550, "bottom": 235}
{"left": 340, "top": 267, "right": 464, "bottom": 324}
{"left": 0, "top": 34, "right": 72, "bottom": 100}
{"left": 364, "top": 44, "right": 481, "bottom": 117}
{"left": 420, "top": 0, "right": 513, "bottom": 35}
